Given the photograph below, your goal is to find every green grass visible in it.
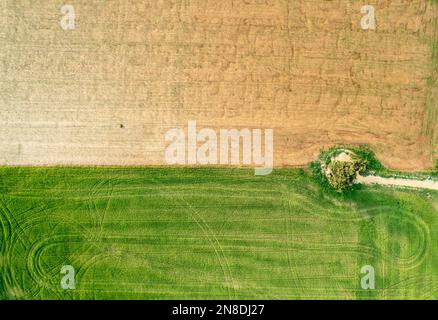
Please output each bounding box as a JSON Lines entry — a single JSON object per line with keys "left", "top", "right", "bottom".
{"left": 1, "top": 167, "right": 438, "bottom": 300}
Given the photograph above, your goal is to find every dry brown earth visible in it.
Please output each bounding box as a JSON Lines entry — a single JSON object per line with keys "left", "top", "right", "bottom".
{"left": 0, "top": 0, "right": 437, "bottom": 170}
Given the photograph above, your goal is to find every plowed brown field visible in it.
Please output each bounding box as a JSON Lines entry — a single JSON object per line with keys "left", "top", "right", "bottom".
{"left": 1, "top": 0, "right": 437, "bottom": 170}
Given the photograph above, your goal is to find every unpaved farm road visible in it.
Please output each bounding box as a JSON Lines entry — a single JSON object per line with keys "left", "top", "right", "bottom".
{"left": 357, "top": 174, "right": 438, "bottom": 191}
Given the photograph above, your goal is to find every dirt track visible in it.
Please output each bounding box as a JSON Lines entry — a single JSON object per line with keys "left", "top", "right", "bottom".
{"left": 0, "top": 0, "right": 437, "bottom": 170}
{"left": 357, "top": 174, "right": 438, "bottom": 191}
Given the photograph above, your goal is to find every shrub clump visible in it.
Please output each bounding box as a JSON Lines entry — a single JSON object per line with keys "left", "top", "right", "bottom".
{"left": 325, "top": 157, "right": 366, "bottom": 192}
{"left": 310, "top": 145, "right": 382, "bottom": 193}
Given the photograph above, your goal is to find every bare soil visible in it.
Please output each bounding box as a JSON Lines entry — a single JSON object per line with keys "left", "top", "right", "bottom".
{"left": 0, "top": 0, "right": 437, "bottom": 170}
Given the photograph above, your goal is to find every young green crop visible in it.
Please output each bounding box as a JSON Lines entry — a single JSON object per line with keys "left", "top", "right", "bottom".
{"left": 1, "top": 167, "right": 438, "bottom": 300}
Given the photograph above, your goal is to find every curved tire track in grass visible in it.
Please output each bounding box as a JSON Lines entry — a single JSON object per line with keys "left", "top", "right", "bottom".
{"left": 0, "top": 199, "right": 13, "bottom": 298}
{"left": 26, "top": 234, "right": 90, "bottom": 296}
{"left": 280, "top": 186, "right": 430, "bottom": 273}
{"left": 146, "top": 175, "right": 237, "bottom": 299}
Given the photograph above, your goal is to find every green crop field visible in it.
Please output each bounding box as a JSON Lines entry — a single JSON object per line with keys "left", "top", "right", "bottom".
{"left": 1, "top": 167, "right": 438, "bottom": 300}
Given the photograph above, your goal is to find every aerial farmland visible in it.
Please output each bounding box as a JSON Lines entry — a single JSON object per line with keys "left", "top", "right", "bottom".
{"left": 0, "top": 0, "right": 438, "bottom": 302}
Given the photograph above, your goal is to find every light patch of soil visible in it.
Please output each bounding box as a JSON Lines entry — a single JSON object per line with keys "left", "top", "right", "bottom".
{"left": 332, "top": 151, "right": 354, "bottom": 163}
{"left": 0, "top": 1, "right": 437, "bottom": 170}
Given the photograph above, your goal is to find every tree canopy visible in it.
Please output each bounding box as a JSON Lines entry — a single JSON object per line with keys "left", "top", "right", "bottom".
{"left": 326, "top": 157, "right": 367, "bottom": 192}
